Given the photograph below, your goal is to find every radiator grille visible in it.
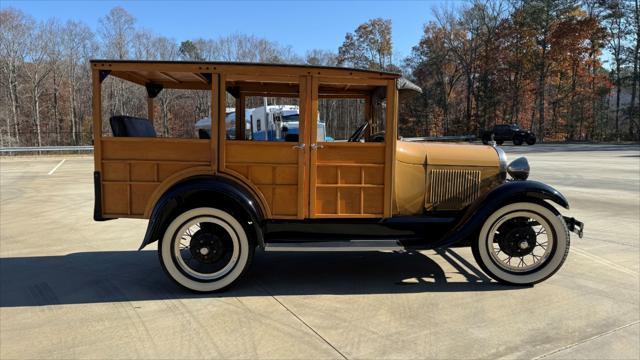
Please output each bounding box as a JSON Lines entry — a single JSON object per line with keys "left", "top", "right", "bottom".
{"left": 427, "top": 169, "right": 481, "bottom": 210}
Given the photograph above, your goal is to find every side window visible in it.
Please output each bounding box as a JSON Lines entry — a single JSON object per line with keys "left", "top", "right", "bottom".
{"left": 318, "top": 83, "right": 387, "bottom": 143}
{"left": 102, "top": 76, "right": 211, "bottom": 139}
{"left": 225, "top": 78, "right": 301, "bottom": 142}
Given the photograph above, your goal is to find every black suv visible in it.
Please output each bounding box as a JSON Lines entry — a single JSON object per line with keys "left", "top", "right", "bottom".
{"left": 481, "top": 124, "right": 536, "bottom": 145}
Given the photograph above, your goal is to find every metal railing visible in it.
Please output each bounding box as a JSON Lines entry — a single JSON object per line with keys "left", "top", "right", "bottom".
{"left": 0, "top": 146, "right": 94, "bottom": 154}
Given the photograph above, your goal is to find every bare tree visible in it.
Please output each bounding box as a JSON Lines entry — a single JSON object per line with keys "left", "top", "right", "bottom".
{"left": 23, "top": 20, "right": 55, "bottom": 147}
{"left": 62, "top": 20, "right": 95, "bottom": 144}
{"left": 305, "top": 49, "right": 338, "bottom": 66}
{"left": 0, "top": 8, "right": 34, "bottom": 145}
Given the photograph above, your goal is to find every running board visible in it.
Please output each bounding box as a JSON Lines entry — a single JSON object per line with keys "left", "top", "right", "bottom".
{"left": 264, "top": 240, "right": 404, "bottom": 252}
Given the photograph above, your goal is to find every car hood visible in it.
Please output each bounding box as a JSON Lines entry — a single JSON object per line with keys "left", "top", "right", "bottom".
{"left": 396, "top": 141, "right": 499, "bottom": 167}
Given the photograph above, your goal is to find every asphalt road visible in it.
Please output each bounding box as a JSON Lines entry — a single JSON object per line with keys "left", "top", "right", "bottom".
{"left": 1, "top": 144, "right": 638, "bottom": 359}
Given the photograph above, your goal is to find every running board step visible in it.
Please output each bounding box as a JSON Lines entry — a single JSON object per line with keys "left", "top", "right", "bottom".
{"left": 264, "top": 240, "right": 404, "bottom": 252}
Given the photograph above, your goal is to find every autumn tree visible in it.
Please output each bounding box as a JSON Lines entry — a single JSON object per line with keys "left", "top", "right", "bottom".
{"left": 337, "top": 18, "right": 393, "bottom": 70}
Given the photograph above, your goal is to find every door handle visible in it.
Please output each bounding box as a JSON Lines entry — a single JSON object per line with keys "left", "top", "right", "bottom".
{"left": 292, "top": 143, "right": 305, "bottom": 150}
{"left": 310, "top": 143, "right": 324, "bottom": 151}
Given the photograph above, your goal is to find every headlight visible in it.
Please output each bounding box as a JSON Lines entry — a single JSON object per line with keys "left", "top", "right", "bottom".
{"left": 508, "top": 157, "right": 530, "bottom": 180}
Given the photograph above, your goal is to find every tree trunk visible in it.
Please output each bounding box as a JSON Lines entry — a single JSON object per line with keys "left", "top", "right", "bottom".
{"left": 537, "top": 52, "right": 546, "bottom": 141}
{"left": 8, "top": 64, "right": 20, "bottom": 145}
{"left": 630, "top": 1, "right": 639, "bottom": 138}
{"left": 615, "top": 60, "right": 621, "bottom": 141}
{"left": 53, "top": 69, "right": 60, "bottom": 145}
{"left": 69, "top": 68, "right": 77, "bottom": 145}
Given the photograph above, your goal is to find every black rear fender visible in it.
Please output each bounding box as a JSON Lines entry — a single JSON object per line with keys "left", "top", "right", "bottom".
{"left": 139, "top": 176, "right": 265, "bottom": 250}
{"left": 430, "top": 180, "right": 569, "bottom": 249}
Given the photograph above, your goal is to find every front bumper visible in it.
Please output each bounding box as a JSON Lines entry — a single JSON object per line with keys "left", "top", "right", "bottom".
{"left": 563, "top": 216, "right": 584, "bottom": 238}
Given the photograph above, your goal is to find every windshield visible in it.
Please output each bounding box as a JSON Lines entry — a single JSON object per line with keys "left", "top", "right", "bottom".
{"left": 282, "top": 114, "right": 299, "bottom": 122}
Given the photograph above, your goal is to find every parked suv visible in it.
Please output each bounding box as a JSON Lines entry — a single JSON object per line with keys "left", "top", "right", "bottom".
{"left": 482, "top": 124, "right": 536, "bottom": 145}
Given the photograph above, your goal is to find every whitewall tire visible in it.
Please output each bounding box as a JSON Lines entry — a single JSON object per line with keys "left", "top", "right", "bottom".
{"left": 472, "top": 202, "right": 570, "bottom": 285}
{"left": 159, "top": 207, "right": 253, "bottom": 292}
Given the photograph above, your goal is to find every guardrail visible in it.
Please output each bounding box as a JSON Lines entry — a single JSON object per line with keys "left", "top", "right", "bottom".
{"left": 0, "top": 146, "right": 94, "bottom": 154}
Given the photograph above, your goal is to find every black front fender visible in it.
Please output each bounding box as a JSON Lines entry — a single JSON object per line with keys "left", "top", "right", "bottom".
{"left": 139, "top": 175, "right": 265, "bottom": 250}
{"left": 429, "top": 180, "right": 569, "bottom": 249}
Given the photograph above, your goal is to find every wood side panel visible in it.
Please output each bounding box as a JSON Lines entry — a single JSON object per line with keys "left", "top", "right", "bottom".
{"left": 103, "top": 183, "right": 129, "bottom": 215}
{"left": 317, "top": 144, "right": 385, "bottom": 164}
{"left": 223, "top": 142, "right": 299, "bottom": 218}
{"left": 100, "top": 138, "right": 212, "bottom": 218}
{"left": 131, "top": 183, "right": 158, "bottom": 215}
{"left": 225, "top": 142, "right": 298, "bottom": 164}
{"left": 102, "top": 138, "right": 210, "bottom": 162}
{"left": 103, "top": 162, "right": 129, "bottom": 181}
{"left": 312, "top": 143, "right": 386, "bottom": 217}
{"left": 130, "top": 162, "right": 156, "bottom": 182}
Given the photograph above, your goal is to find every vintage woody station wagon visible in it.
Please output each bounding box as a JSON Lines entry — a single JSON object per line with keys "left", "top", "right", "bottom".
{"left": 91, "top": 60, "right": 584, "bottom": 292}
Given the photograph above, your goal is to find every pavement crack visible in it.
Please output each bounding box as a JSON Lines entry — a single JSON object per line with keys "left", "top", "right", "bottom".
{"left": 532, "top": 320, "right": 640, "bottom": 360}
{"left": 256, "top": 281, "right": 348, "bottom": 360}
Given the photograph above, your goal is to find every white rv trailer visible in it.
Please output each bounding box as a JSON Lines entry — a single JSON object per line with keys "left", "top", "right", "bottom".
{"left": 195, "top": 104, "right": 330, "bottom": 141}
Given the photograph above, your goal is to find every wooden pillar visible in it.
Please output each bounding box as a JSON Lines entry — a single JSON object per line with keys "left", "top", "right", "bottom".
{"left": 236, "top": 93, "right": 245, "bottom": 140}
{"left": 92, "top": 69, "right": 102, "bottom": 171}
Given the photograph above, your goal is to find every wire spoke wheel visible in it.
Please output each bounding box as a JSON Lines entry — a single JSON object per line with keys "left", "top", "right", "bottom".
{"left": 473, "top": 202, "right": 570, "bottom": 285}
{"left": 172, "top": 216, "right": 240, "bottom": 281}
{"left": 160, "top": 207, "right": 253, "bottom": 292}
{"left": 487, "top": 211, "right": 554, "bottom": 273}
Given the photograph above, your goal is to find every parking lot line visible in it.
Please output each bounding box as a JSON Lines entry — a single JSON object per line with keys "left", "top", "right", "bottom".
{"left": 47, "top": 159, "right": 66, "bottom": 175}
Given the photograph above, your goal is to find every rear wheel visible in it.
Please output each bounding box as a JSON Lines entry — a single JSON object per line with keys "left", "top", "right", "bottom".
{"left": 496, "top": 140, "right": 504, "bottom": 145}
{"left": 472, "top": 202, "right": 570, "bottom": 285}
{"left": 513, "top": 136, "right": 523, "bottom": 146}
{"left": 159, "top": 207, "right": 253, "bottom": 292}
{"left": 526, "top": 136, "right": 536, "bottom": 145}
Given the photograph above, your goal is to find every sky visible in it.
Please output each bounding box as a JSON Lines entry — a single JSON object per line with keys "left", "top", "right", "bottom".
{"left": 2, "top": 0, "right": 465, "bottom": 61}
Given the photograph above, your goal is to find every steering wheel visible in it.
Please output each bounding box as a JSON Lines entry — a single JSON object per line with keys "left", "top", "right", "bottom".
{"left": 348, "top": 122, "right": 369, "bottom": 142}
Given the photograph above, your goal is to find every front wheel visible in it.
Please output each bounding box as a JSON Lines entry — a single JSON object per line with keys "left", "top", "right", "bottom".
{"left": 159, "top": 207, "right": 253, "bottom": 292}
{"left": 472, "top": 202, "right": 570, "bottom": 285}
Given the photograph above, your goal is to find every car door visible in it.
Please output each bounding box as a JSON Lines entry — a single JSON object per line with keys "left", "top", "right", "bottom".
{"left": 307, "top": 76, "right": 396, "bottom": 219}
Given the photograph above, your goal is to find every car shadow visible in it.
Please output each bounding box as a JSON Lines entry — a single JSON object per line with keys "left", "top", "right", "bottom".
{"left": 0, "top": 249, "right": 522, "bottom": 307}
